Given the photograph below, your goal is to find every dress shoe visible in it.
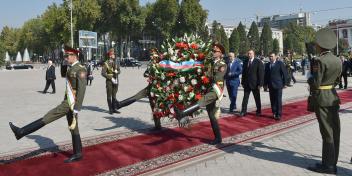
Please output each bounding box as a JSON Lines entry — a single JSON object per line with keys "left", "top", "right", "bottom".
{"left": 307, "top": 164, "right": 337, "bottom": 174}
{"left": 274, "top": 115, "right": 281, "bottom": 121}
{"left": 256, "top": 112, "right": 261, "bottom": 117}
{"left": 239, "top": 111, "right": 246, "bottom": 117}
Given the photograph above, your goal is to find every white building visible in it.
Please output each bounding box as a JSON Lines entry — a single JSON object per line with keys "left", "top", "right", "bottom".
{"left": 206, "top": 23, "right": 284, "bottom": 54}
{"left": 258, "top": 12, "right": 312, "bottom": 29}
{"left": 328, "top": 19, "right": 352, "bottom": 51}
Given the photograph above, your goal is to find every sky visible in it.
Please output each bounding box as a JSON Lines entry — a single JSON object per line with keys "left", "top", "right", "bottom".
{"left": 0, "top": 0, "right": 351, "bottom": 30}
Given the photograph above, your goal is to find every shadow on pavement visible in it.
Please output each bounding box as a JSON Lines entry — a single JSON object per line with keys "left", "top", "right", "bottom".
{"left": 0, "top": 135, "right": 64, "bottom": 164}
{"left": 94, "top": 116, "right": 154, "bottom": 132}
{"left": 219, "top": 141, "right": 352, "bottom": 175}
{"left": 82, "top": 106, "right": 109, "bottom": 113}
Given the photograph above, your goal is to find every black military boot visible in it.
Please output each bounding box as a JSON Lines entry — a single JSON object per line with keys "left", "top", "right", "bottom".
{"left": 9, "top": 119, "right": 45, "bottom": 140}
{"left": 64, "top": 134, "right": 83, "bottom": 163}
{"left": 152, "top": 117, "right": 162, "bottom": 131}
{"left": 174, "top": 104, "right": 200, "bottom": 127}
{"left": 307, "top": 164, "right": 337, "bottom": 174}
{"left": 209, "top": 117, "right": 222, "bottom": 145}
{"left": 175, "top": 104, "right": 200, "bottom": 120}
{"left": 115, "top": 98, "right": 137, "bottom": 110}
{"left": 107, "top": 99, "right": 113, "bottom": 114}
{"left": 111, "top": 98, "right": 120, "bottom": 113}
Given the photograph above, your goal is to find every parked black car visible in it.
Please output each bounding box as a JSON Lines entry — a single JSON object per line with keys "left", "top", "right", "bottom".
{"left": 6, "top": 64, "right": 34, "bottom": 70}
{"left": 120, "top": 58, "right": 142, "bottom": 68}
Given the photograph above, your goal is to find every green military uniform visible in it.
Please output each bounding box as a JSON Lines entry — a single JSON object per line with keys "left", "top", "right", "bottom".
{"left": 307, "top": 28, "right": 342, "bottom": 174}
{"left": 9, "top": 57, "right": 87, "bottom": 163}
{"left": 102, "top": 59, "right": 120, "bottom": 114}
{"left": 176, "top": 42, "right": 227, "bottom": 145}
{"left": 284, "top": 56, "right": 293, "bottom": 84}
{"left": 114, "top": 63, "right": 162, "bottom": 130}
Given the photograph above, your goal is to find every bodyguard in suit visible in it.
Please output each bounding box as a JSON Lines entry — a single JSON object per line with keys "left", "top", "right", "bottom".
{"left": 307, "top": 28, "right": 342, "bottom": 174}
{"left": 338, "top": 55, "right": 350, "bottom": 89}
{"left": 240, "top": 49, "right": 264, "bottom": 117}
{"left": 9, "top": 46, "right": 87, "bottom": 163}
{"left": 264, "top": 52, "right": 288, "bottom": 120}
{"left": 43, "top": 60, "right": 56, "bottom": 94}
{"left": 225, "top": 52, "right": 242, "bottom": 112}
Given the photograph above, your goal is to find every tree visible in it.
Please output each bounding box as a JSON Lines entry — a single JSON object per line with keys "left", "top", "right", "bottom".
{"left": 63, "top": 0, "right": 101, "bottom": 45}
{"left": 219, "top": 25, "right": 229, "bottom": 53}
{"left": 145, "top": 0, "right": 179, "bottom": 43}
{"left": 175, "top": 0, "right": 208, "bottom": 36}
{"left": 283, "top": 22, "right": 316, "bottom": 55}
{"left": 247, "top": 21, "right": 260, "bottom": 53}
{"left": 0, "top": 26, "right": 21, "bottom": 57}
{"left": 229, "top": 28, "right": 240, "bottom": 54}
{"left": 210, "top": 20, "right": 221, "bottom": 42}
{"left": 18, "top": 18, "right": 46, "bottom": 57}
{"left": 41, "top": 3, "right": 70, "bottom": 49}
{"left": 272, "top": 38, "right": 279, "bottom": 54}
{"left": 237, "top": 22, "right": 248, "bottom": 56}
{"left": 260, "top": 22, "right": 273, "bottom": 56}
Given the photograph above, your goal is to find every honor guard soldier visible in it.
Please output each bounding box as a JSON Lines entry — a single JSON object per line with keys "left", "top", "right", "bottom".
{"left": 102, "top": 48, "right": 120, "bottom": 114}
{"left": 175, "top": 42, "right": 227, "bottom": 145}
{"left": 307, "top": 28, "right": 342, "bottom": 174}
{"left": 9, "top": 46, "right": 87, "bottom": 163}
{"left": 114, "top": 49, "right": 162, "bottom": 130}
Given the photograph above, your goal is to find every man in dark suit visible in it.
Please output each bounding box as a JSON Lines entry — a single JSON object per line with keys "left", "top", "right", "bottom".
{"left": 43, "top": 60, "right": 56, "bottom": 94}
{"left": 240, "top": 49, "right": 264, "bottom": 117}
{"left": 264, "top": 52, "right": 288, "bottom": 120}
{"left": 339, "top": 55, "right": 350, "bottom": 89}
{"left": 225, "top": 52, "right": 242, "bottom": 112}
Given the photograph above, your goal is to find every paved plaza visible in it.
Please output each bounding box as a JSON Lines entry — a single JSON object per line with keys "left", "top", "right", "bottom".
{"left": 0, "top": 65, "right": 352, "bottom": 175}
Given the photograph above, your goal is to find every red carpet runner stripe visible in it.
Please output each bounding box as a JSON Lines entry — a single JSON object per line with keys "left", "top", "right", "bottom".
{"left": 1, "top": 90, "right": 352, "bottom": 176}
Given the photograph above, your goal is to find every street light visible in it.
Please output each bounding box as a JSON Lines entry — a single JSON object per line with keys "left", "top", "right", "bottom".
{"left": 336, "top": 24, "right": 340, "bottom": 55}
{"left": 70, "top": 0, "right": 73, "bottom": 47}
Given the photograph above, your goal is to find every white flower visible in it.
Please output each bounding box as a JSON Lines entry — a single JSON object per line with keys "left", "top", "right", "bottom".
{"left": 183, "top": 86, "right": 189, "bottom": 92}
{"left": 191, "top": 79, "right": 198, "bottom": 85}
{"left": 166, "top": 80, "right": 171, "bottom": 85}
{"left": 153, "top": 80, "right": 158, "bottom": 85}
{"left": 161, "top": 73, "right": 166, "bottom": 80}
{"left": 173, "top": 79, "right": 179, "bottom": 86}
{"left": 179, "top": 77, "right": 186, "bottom": 83}
{"left": 171, "top": 56, "right": 177, "bottom": 61}
{"left": 168, "top": 48, "right": 174, "bottom": 55}
{"left": 201, "top": 85, "right": 206, "bottom": 90}
{"left": 150, "top": 92, "right": 155, "bottom": 97}
{"left": 197, "top": 68, "right": 202, "bottom": 75}
{"left": 178, "top": 95, "right": 184, "bottom": 101}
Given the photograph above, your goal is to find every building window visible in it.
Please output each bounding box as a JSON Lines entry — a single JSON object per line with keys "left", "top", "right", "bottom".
{"left": 342, "top": 29, "right": 348, "bottom": 38}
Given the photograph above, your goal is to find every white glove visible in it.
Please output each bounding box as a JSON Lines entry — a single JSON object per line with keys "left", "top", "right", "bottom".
{"left": 111, "top": 78, "right": 118, "bottom": 84}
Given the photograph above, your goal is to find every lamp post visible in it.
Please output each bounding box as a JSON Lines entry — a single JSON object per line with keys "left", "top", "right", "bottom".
{"left": 336, "top": 24, "right": 340, "bottom": 55}
{"left": 70, "top": 0, "right": 73, "bottom": 47}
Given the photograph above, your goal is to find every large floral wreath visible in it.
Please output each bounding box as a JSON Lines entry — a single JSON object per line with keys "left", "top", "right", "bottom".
{"left": 147, "top": 34, "right": 213, "bottom": 119}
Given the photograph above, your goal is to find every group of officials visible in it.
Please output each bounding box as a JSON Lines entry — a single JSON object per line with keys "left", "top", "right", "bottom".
{"left": 225, "top": 49, "right": 288, "bottom": 121}
{"left": 6, "top": 28, "right": 348, "bottom": 174}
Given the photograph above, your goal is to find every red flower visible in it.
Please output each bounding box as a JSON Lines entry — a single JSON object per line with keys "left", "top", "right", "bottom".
{"left": 191, "top": 43, "right": 199, "bottom": 50}
{"left": 188, "top": 86, "right": 194, "bottom": 92}
{"left": 166, "top": 72, "right": 176, "bottom": 77}
{"left": 174, "top": 103, "right": 185, "bottom": 110}
{"left": 175, "top": 42, "right": 189, "bottom": 49}
{"left": 198, "top": 52, "right": 205, "bottom": 60}
{"left": 195, "top": 93, "right": 202, "bottom": 100}
{"left": 201, "top": 76, "right": 210, "bottom": 84}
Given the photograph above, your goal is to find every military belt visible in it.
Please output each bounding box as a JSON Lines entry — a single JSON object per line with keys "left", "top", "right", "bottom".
{"left": 318, "top": 85, "right": 333, "bottom": 90}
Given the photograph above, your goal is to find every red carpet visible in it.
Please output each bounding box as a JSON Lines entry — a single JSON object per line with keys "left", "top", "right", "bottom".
{"left": 1, "top": 90, "right": 352, "bottom": 176}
